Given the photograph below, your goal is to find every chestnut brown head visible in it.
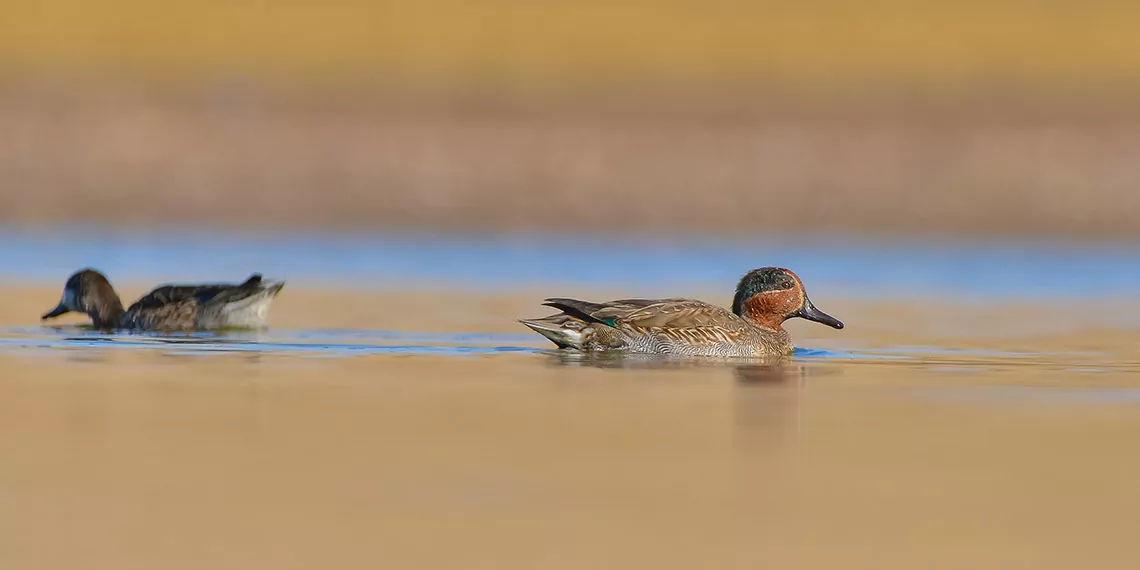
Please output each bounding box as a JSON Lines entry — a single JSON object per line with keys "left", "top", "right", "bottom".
{"left": 731, "top": 267, "right": 843, "bottom": 331}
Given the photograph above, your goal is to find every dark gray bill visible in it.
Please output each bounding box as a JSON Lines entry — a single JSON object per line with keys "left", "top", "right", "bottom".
{"left": 794, "top": 296, "right": 844, "bottom": 329}
{"left": 42, "top": 303, "right": 70, "bottom": 319}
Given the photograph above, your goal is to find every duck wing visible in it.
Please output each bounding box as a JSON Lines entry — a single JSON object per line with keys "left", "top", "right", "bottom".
{"left": 129, "top": 274, "right": 264, "bottom": 311}
{"left": 543, "top": 297, "right": 745, "bottom": 331}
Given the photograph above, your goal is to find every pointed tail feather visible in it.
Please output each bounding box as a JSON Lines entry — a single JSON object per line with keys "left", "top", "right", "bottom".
{"left": 541, "top": 298, "right": 613, "bottom": 325}
{"left": 240, "top": 274, "right": 264, "bottom": 288}
{"left": 263, "top": 280, "right": 285, "bottom": 297}
{"left": 519, "top": 316, "right": 585, "bottom": 349}
{"left": 209, "top": 277, "right": 284, "bottom": 305}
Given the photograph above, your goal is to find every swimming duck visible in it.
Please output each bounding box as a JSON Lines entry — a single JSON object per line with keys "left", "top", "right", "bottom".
{"left": 519, "top": 267, "right": 842, "bottom": 357}
{"left": 41, "top": 268, "right": 285, "bottom": 331}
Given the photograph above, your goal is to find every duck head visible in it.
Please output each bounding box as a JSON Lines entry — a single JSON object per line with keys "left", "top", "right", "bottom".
{"left": 731, "top": 267, "right": 843, "bottom": 332}
{"left": 42, "top": 268, "right": 125, "bottom": 329}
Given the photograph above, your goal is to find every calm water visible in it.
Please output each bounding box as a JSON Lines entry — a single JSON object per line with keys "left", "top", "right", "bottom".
{"left": 3, "top": 227, "right": 1140, "bottom": 569}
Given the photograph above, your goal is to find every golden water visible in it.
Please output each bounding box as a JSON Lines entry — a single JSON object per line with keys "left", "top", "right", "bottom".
{"left": 3, "top": 289, "right": 1140, "bottom": 569}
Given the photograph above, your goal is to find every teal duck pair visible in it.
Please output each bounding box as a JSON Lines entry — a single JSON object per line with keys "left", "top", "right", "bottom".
{"left": 42, "top": 269, "right": 285, "bottom": 332}
{"left": 520, "top": 267, "right": 842, "bottom": 357}
{"left": 42, "top": 266, "right": 842, "bottom": 358}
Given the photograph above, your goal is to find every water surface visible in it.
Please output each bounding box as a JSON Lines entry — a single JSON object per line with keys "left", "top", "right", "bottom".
{"left": 3, "top": 229, "right": 1140, "bottom": 569}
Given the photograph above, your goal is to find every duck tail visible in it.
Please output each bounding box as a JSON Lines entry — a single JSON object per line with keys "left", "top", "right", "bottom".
{"left": 240, "top": 274, "right": 264, "bottom": 287}
{"left": 213, "top": 277, "right": 284, "bottom": 310}
{"left": 541, "top": 298, "right": 611, "bottom": 325}
{"left": 519, "top": 316, "right": 586, "bottom": 349}
{"left": 237, "top": 274, "right": 283, "bottom": 297}
{"left": 263, "top": 280, "right": 285, "bottom": 297}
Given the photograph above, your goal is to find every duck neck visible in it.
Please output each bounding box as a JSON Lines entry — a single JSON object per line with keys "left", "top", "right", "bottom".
{"left": 745, "top": 311, "right": 786, "bottom": 332}
{"left": 86, "top": 293, "right": 125, "bottom": 330}
{"left": 740, "top": 297, "right": 787, "bottom": 332}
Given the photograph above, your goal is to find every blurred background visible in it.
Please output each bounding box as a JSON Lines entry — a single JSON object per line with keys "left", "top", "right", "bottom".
{"left": 2, "top": 0, "right": 1139, "bottom": 241}
{"left": 8, "top": 5, "right": 1140, "bottom": 570}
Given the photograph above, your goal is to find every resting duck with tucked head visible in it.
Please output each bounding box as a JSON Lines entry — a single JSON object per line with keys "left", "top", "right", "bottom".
{"left": 519, "top": 267, "right": 843, "bottom": 358}
{"left": 42, "top": 268, "right": 285, "bottom": 332}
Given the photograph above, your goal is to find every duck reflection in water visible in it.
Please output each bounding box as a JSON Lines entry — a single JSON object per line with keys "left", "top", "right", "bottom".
{"left": 546, "top": 350, "right": 813, "bottom": 385}
{"left": 544, "top": 350, "right": 845, "bottom": 447}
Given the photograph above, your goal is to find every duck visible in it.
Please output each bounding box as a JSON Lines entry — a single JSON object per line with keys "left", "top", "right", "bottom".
{"left": 41, "top": 268, "right": 285, "bottom": 332}
{"left": 519, "top": 267, "right": 842, "bottom": 357}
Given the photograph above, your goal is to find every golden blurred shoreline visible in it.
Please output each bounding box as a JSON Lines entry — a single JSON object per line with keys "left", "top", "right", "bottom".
{"left": 3, "top": 1, "right": 1140, "bottom": 88}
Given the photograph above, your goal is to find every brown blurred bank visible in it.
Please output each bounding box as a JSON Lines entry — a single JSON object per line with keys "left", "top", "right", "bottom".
{"left": 1, "top": 0, "right": 1139, "bottom": 238}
